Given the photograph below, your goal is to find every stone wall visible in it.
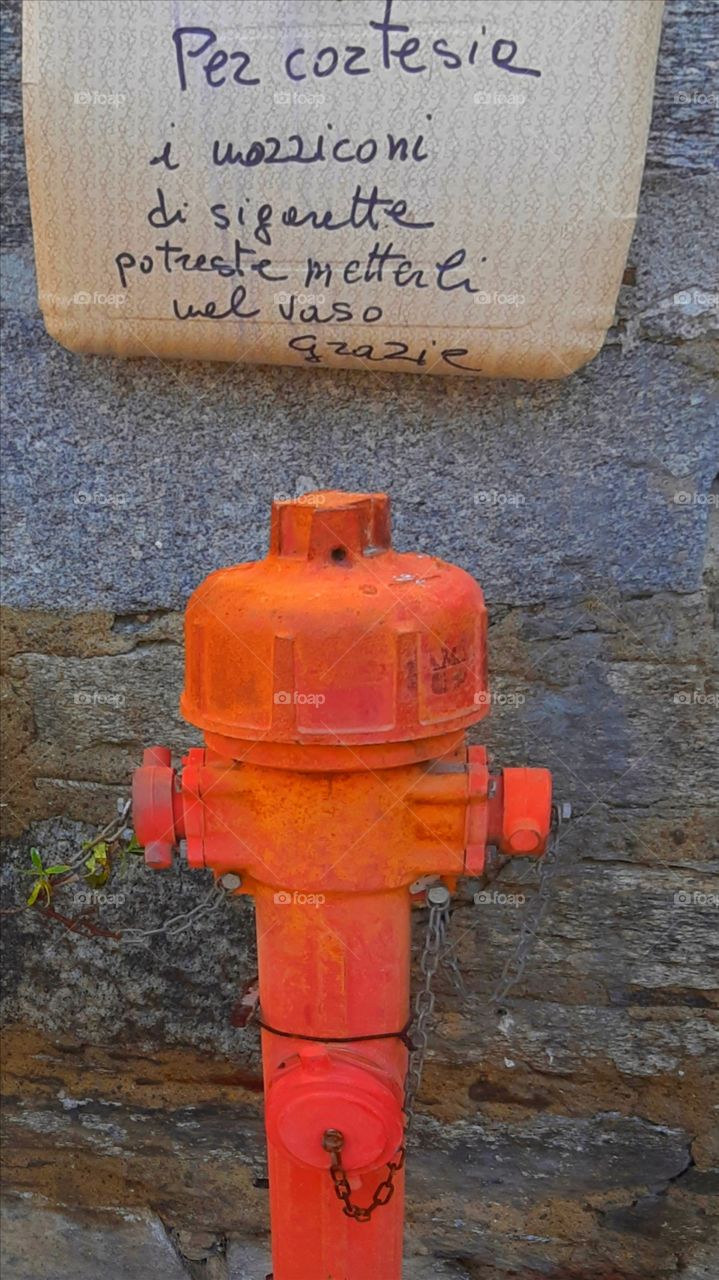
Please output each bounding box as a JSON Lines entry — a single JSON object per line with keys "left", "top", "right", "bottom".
{"left": 1, "top": 2, "right": 718, "bottom": 1277}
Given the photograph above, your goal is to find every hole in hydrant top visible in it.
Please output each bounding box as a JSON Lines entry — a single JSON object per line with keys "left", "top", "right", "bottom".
{"left": 331, "top": 546, "right": 348, "bottom": 562}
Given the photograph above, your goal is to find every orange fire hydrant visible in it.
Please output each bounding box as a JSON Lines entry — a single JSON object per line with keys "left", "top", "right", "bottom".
{"left": 133, "top": 491, "right": 554, "bottom": 1280}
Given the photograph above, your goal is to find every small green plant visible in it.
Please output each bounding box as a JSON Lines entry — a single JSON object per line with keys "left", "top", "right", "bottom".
{"left": 8, "top": 811, "right": 224, "bottom": 944}
{"left": 83, "top": 840, "right": 110, "bottom": 887}
{"left": 25, "top": 848, "right": 71, "bottom": 907}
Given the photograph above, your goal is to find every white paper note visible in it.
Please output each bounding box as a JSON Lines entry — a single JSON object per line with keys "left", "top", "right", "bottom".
{"left": 23, "top": 0, "right": 664, "bottom": 378}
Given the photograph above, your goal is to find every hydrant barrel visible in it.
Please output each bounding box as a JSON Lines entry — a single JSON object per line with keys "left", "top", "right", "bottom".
{"left": 133, "top": 490, "right": 556, "bottom": 1280}
{"left": 258, "top": 885, "right": 408, "bottom": 1279}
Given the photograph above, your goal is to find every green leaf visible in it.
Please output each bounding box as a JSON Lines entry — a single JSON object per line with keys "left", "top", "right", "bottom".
{"left": 85, "top": 844, "right": 108, "bottom": 875}
{"left": 85, "top": 853, "right": 110, "bottom": 887}
{"left": 30, "top": 848, "right": 43, "bottom": 871}
{"left": 27, "top": 880, "right": 42, "bottom": 906}
{"left": 45, "top": 864, "right": 71, "bottom": 876}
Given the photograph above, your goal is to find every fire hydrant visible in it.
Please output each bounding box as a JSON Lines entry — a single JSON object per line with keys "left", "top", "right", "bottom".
{"left": 133, "top": 491, "right": 554, "bottom": 1280}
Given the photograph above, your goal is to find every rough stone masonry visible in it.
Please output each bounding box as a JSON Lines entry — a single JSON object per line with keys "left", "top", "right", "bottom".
{"left": 1, "top": 1, "right": 718, "bottom": 1277}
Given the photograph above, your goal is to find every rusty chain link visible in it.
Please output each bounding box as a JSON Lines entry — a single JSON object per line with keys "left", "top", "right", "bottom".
{"left": 323, "top": 1128, "right": 406, "bottom": 1222}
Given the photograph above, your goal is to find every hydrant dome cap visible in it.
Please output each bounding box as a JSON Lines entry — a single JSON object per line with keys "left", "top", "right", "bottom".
{"left": 180, "top": 492, "right": 489, "bottom": 757}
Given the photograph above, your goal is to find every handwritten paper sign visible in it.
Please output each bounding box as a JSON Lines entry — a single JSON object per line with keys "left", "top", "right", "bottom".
{"left": 23, "top": 0, "right": 663, "bottom": 378}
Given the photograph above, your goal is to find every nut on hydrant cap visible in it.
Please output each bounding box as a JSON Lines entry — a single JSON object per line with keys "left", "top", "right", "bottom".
{"left": 506, "top": 823, "right": 542, "bottom": 854}
{"left": 270, "top": 490, "right": 391, "bottom": 560}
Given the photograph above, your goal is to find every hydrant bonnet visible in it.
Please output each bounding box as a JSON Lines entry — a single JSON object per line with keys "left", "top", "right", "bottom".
{"left": 180, "top": 491, "right": 489, "bottom": 764}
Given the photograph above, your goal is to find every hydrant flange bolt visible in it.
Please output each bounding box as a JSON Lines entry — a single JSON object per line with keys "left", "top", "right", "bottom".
{"left": 427, "top": 885, "right": 451, "bottom": 908}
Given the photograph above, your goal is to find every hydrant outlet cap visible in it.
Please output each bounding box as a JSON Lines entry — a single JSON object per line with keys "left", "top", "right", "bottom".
{"left": 132, "top": 747, "right": 180, "bottom": 870}
{"left": 266, "top": 1052, "right": 404, "bottom": 1174}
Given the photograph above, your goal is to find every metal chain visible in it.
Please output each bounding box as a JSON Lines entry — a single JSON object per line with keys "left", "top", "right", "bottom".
{"left": 320, "top": 890, "right": 450, "bottom": 1221}
{"left": 321, "top": 804, "right": 569, "bottom": 1219}
{"left": 489, "top": 802, "right": 567, "bottom": 1004}
{"left": 439, "top": 914, "right": 467, "bottom": 998}
{"left": 323, "top": 1129, "right": 405, "bottom": 1223}
{"left": 403, "top": 803, "right": 569, "bottom": 1128}
{"left": 403, "top": 886, "right": 452, "bottom": 1135}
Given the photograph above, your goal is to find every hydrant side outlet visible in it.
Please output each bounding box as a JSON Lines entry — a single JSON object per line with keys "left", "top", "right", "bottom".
{"left": 132, "top": 491, "right": 555, "bottom": 1280}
